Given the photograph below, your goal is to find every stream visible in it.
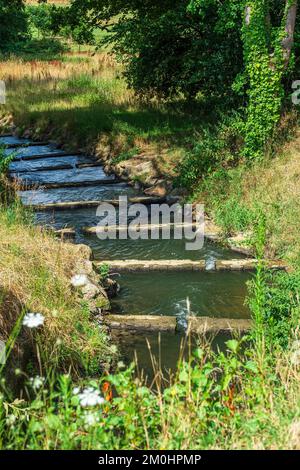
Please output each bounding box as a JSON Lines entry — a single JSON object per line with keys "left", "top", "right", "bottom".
{"left": 1, "top": 136, "right": 252, "bottom": 380}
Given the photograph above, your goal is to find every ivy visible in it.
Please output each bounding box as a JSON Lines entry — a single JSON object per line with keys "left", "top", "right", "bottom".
{"left": 242, "top": 1, "right": 296, "bottom": 159}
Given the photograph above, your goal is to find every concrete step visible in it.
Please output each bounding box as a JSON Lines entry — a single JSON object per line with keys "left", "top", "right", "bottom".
{"left": 104, "top": 315, "right": 252, "bottom": 333}
{"left": 95, "top": 259, "right": 206, "bottom": 272}
{"left": 15, "top": 178, "right": 118, "bottom": 190}
{"left": 82, "top": 222, "right": 197, "bottom": 235}
{"left": 29, "top": 196, "right": 168, "bottom": 211}
{"left": 95, "top": 258, "right": 288, "bottom": 272}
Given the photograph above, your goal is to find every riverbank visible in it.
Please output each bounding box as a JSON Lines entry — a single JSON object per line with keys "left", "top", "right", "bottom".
{"left": 1, "top": 132, "right": 300, "bottom": 450}
{"left": 0, "top": 171, "right": 115, "bottom": 379}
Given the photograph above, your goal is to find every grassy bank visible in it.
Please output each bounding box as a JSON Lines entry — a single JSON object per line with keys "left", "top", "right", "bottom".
{"left": 0, "top": 162, "right": 114, "bottom": 377}
{"left": 194, "top": 124, "right": 300, "bottom": 265}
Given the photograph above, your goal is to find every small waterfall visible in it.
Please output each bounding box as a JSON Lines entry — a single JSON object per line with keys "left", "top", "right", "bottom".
{"left": 205, "top": 257, "right": 216, "bottom": 271}
{"left": 176, "top": 297, "right": 192, "bottom": 332}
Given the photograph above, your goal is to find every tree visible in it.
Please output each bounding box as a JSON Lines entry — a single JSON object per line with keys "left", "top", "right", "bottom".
{"left": 0, "top": 0, "right": 28, "bottom": 51}
{"left": 57, "top": 0, "right": 299, "bottom": 159}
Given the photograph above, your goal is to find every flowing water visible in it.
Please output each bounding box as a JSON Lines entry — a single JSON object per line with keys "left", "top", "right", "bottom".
{"left": 3, "top": 137, "right": 252, "bottom": 376}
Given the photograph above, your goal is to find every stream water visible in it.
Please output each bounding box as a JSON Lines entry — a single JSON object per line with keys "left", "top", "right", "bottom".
{"left": 1, "top": 136, "right": 252, "bottom": 376}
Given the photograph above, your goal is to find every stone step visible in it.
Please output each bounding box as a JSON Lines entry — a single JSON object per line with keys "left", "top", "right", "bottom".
{"left": 36, "top": 226, "right": 76, "bottom": 239}
{"left": 9, "top": 161, "right": 103, "bottom": 175}
{"left": 29, "top": 196, "right": 168, "bottom": 211}
{"left": 95, "top": 258, "right": 287, "bottom": 272}
{"left": 5, "top": 141, "right": 49, "bottom": 149}
{"left": 82, "top": 222, "right": 197, "bottom": 235}
{"left": 215, "top": 259, "right": 287, "bottom": 271}
{"left": 104, "top": 315, "right": 252, "bottom": 333}
{"left": 12, "top": 151, "right": 81, "bottom": 162}
{"left": 15, "top": 178, "right": 118, "bottom": 190}
{"left": 96, "top": 259, "right": 206, "bottom": 272}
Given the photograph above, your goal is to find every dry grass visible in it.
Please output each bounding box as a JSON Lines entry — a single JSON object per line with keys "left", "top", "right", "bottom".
{"left": 240, "top": 132, "right": 300, "bottom": 262}
{"left": 0, "top": 191, "right": 112, "bottom": 373}
{"left": 0, "top": 52, "right": 118, "bottom": 82}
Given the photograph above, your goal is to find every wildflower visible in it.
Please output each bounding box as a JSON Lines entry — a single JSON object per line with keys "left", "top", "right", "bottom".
{"left": 6, "top": 415, "right": 17, "bottom": 427}
{"left": 73, "top": 387, "right": 80, "bottom": 395}
{"left": 83, "top": 412, "right": 99, "bottom": 428}
{"left": 71, "top": 274, "right": 88, "bottom": 288}
{"left": 78, "top": 387, "right": 105, "bottom": 407}
{"left": 23, "top": 313, "right": 44, "bottom": 328}
{"left": 29, "top": 375, "right": 45, "bottom": 390}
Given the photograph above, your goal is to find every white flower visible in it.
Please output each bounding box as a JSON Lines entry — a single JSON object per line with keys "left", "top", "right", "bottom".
{"left": 78, "top": 387, "right": 105, "bottom": 407}
{"left": 23, "top": 313, "right": 45, "bottom": 328}
{"left": 6, "top": 415, "right": 17, "bottom": 427}
{"left": 73, "top": 387, "right": 80, "bottom": 395}
{"left": 29, "top": 375, "right": 45, "bottom": 390}
{"left": 71, "top": 274, "right": 88, "bottom": 288}
{"left": 83, "top": 412, "right": 99, "bottom": 428}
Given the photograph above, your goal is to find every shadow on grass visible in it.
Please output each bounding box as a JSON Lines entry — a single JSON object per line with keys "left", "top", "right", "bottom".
{"left": 9, "top": 80, "right": 225, "bottom": 150}
{"left": 2, "top": 38, "right": 68, "bottom": 62}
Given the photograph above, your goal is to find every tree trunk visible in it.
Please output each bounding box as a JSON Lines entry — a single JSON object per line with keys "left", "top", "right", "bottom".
{"left": 282, "top": 1, "right": 298, "bottom": 67}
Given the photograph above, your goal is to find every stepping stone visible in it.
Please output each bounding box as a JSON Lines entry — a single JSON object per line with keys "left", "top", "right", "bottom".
{"left": 28, "top": 196, "right": 167, "bottom": 211}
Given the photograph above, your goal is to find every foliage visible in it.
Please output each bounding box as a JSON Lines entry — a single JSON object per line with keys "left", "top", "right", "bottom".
{"left": 241, "top": 1, "right": 290, "bottom": 159}
{"left": 48, "top": 3, "right": 95, "bottom": 45}
{"left": 0, "top": 0, "right": 28, "bottom": 51}
{"left": 26, "top": 4, "right": 55, "bottom": 38}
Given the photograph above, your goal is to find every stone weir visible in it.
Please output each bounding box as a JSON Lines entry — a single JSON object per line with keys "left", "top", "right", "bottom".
{"left": 1, "top": 134, "right": 287, "bottom": 340}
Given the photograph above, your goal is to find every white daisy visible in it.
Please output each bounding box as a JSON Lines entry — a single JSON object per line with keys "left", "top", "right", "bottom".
{"left": 29, "top": 376, "right": 45, "bottom": 390}
{"left": 23, "top": 313, "right": 44, "bottom": 328}
{"left": 78, "top": 387, "right": 105, "bottom": 407}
